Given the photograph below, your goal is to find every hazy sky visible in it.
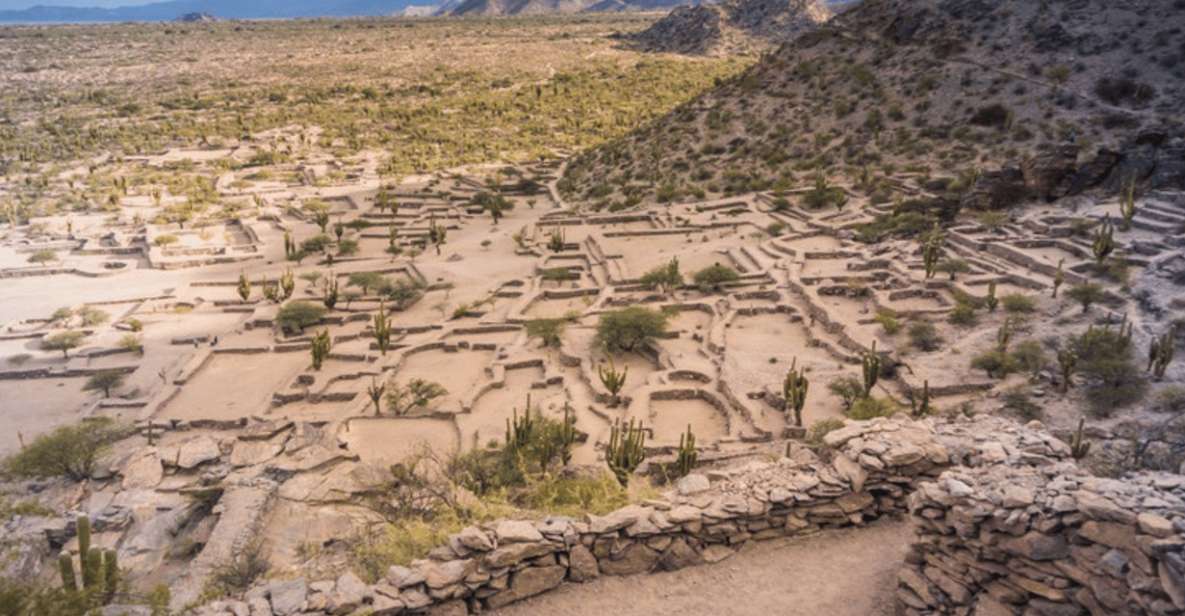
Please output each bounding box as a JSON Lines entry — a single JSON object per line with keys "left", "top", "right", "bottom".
{"left": 0, "top": 0, "right": 160, "bottom": 8}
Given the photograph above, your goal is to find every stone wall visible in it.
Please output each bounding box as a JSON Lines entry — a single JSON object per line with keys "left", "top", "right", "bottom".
{"left": 900, "top": 456, "right": 1185, "bottom": 615}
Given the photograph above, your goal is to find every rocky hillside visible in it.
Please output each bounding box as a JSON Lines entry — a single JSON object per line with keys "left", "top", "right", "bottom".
{"left": 561, "top": 0, "right": 1185, "bottom": 209}
{"left": 631, "top": 0, "right": 831, "bottom": 56}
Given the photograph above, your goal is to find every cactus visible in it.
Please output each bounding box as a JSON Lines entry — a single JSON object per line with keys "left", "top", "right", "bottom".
{"left": 505, "top": 395, "right": 536, "bottom": 456}
{"left": 83, "top": 547, "right": 102, "bottom": 590}
{"left": 1057, "top": 348, "right": 1077, "bottom": 393}
{"left": 910, "top": 380, "right": 932, "bottom": 418}
{"left": 428, "top": 217, "right": 447, "bottom": 255}
{"left": 547, "top": 228, "right": 566, "bottom": 253}
{"left": 237, "top": 271, "right": 251, "bottom": 302}
{"left": 1052, "top": 259, "right": 1065, "bottom": 298}
{"left": 1119, "top": 179, "right": 1137, "bottom": 231}
{"left": 77, "top": 515, "right": 91, "bottom": 561}
{"left": 1070, "top": 418, "right": 1091, "bottom": 460}
{"left": 985, "top": 281, "right": 999, "bottom": 313}
{"left": 323, "top": 274, "right": 339, "bottom": 309}
{"left": 373, "top": 301, "right": 392, "bottom": 355}
{"left": 1149, "top": 326, "right": 1176, "bottom": 380}
{"left": 279, "top": 269, "right": 295, "bottom": 301}
{"left": 283, "top": 231, "right": 294, "bottom": 260}
{"left": 606, "top": 418, "right": 646, "bottom": 488}
{"left": 921, "top": 226, "right": 944, "bottom": 280}
{"left": 673, "top": 424, "right": 698, "bottom": 479}
{"left": 310, "top": 329, "right": 332, "bottom": 370}
{"left": 367, "top": 377, "right": 386, "bottom": 416}
{"left": 996, "top": 318, "right": 1012, "bottom": 353}
{"left": 58, "top": 553, "right": 78, "bottom": 592}
{"left": 782, "top": 357, "right": 809, "bottom": 427}
{"left": 103, "top": 549, "right": 118, "bottom": 603}
{"left": 261, "top": 276, "right": 279, "bottom": 303}
{"left": 597, "top": 358, "right": 629, "bottom": 407}
{"left": 334, "top": 218, "right": 345, "bottom": 242}
{"left": 861, "top": 341, "right": 880, "bottom": 398}
{"left": 1092, "top": 218, "right": 1115, "bottom": 265}
{"left": 558, "top": 402, "right": 578, "bottom": 466}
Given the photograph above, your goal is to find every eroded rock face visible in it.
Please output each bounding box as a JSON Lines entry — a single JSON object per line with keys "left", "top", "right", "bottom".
{"left": 631, "top": 0, "right": 830, "bottom": 56}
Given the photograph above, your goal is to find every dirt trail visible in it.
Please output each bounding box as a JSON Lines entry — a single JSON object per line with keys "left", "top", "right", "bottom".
{"left": 490, "top": 519, "right": 911, "bottom": 616}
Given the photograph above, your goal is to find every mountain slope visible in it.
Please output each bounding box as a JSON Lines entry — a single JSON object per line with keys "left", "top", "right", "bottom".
{"left": 631, "top": 0, "right": 831, "bottom": 56}
{"left": 561, "top": 0, "right": 1185, "bottom": 209}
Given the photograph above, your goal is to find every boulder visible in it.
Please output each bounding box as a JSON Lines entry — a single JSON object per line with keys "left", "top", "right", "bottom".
{"left": 267, "top": 579, "right": 307, "bottom": 616}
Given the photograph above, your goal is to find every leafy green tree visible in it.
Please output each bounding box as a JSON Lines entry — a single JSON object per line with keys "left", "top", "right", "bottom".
{"left": 596, "top": 307, "right": 668, "bottom": 354}
{"left": 83, "top": 371, "right": 124, "bottom": 398}
{"left": 276, "top": 301, "right": 327, "bottom": 334}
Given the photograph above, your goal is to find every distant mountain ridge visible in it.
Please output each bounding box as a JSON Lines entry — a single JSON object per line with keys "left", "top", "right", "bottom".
{"left": 0, "top": 0, "right": 423, "bottom": 23}
{"left": 631, "top": 0, "right": 831, "bottom": 55}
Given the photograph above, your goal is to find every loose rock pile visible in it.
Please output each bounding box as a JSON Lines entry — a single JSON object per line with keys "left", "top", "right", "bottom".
{"left": 902, "top": 457, "right": 1185, "bottom": 614}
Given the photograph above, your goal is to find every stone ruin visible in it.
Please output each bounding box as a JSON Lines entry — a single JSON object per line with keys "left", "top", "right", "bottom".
{"left": 154, "top": 414, "right": 1184, "bottom": 616}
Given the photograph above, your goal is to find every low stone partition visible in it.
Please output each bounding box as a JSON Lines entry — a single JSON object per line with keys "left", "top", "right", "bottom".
{"left": 190, "top": 416, "right": 951, "bottom": 616}
{"left": 900, "top": 461, "right": 1185, "bottom": 615}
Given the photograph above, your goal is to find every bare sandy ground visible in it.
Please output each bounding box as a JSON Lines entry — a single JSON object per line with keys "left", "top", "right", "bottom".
{"left": 489, "top": 519, "right": 910, "bottom": 616}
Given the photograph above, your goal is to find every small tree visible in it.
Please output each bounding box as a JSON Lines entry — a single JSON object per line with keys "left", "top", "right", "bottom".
{"left": 43, "top": 331, "right": 87, "bottom": 359}
{"left": 639, "top": 258, "right": 683, "bottom": 295}
{"left": 3, "top": 418, "right": 127, "bottom": 480}
{"left": 366, "top": 377, "right": 386, "bottom": 416}
{"left": 386, "top": 379, "right": 448, "bottom": 416}
{"left": 83, "top": 371, "right": 124, "bottom": 398}
{"left": 349, "top": 272, "right": 386, "bottom": 295}
{"left": 595, "top": 307, "right": 668, "bottom": 354}
{"left": 525, "top": 317, "right": 568, "bottom": 348}
{"left": 276, "top": 301, "right": 327, "bottom": 334}
{"left": 1067, "top": 283, "right": 1105, "bottom": 313}
{"left": 693, "top": 263, "right": 740, "bottom": 292}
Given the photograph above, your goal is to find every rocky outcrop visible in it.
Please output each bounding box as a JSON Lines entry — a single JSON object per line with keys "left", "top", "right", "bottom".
{"left": 631, "top": 0, "right": 831, "bottom": 56}
{"left": 901, "top": 459, "right": 1185, "bottom": 614}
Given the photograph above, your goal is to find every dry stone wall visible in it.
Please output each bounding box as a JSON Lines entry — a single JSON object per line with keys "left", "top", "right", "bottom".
{"left": 902, "top": 462, "right": 1185, "bottom": 615}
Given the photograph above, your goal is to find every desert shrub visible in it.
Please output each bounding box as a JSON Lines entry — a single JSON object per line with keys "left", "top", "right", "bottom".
{"left": 874, "top": 310, "right": 901, "bottom": 335}
{"left": 1151, "top": 386, "right": 1185, "bottom": 414}
{"left": 525, "top": 317, "right": 570, "bottom": 348}
{"left": 276, "top": 301, "right": 327, "bottom": 334}
{"left": 153, "top": 234, "right": 179, "bottom": 247}
{"left": 948, "top": 303, "right": 979, "bottom": 327}
{"left": 1094, "top": 77, "right": 1156, "bottom": 106}
{"left": 970, "top": 350, "right": 1018, "bottom": 379}
{"left": 205, "top": 542, "right": 269, "bottom": 599}
{"left": 847, "top": 396, "right": 897, "bottom": 420}
{"left": 1071, "top": 326, "right": 1146, "bottom": 415}
{"left": 27, "top": 249, "right": 56, "bottom": 264}
{"left": 1001, "top": 387, "right": 1042, "bottom": 421}
{"left": 908, "top": 322, "right": 943, "bottom": 351}
{"left": 805, "top": 418, "right": 846, "bottom": 447}
{"left": 1002, "top": 294, "right": 1037, "bottom": 313}
{"left": 378, "top": 279, "right": 425, "bottom": 309}
{"left": 83, "top": 371, "right": 125, "bottom": 398}
{"left": 347, "top": 272, "right": 386, "bottom": 294}
{"left": 2, "top": 418, "right": 128, "bottom": 481}
{"left": 969, "top": 103, "right": 1012, "bottom": 128}
{"left": 1066, "top": 283, "right": 1105, "bottom": 312}
{"left": 1011, "top": 340, "right": 1047, "bottom": 378}
{"left": 828, "top": 376, "right": 864, "bottom": 410}
{"left": 596, "top": 307, "right": 668, "bottom": 353}
{"left": 692, "top": 264, "right": 740, "bottom": 291}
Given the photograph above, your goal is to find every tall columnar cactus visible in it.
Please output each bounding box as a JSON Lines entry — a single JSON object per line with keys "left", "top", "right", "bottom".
{"left": 505, "top": 395, "right": 536, "bottom": 456}
{"left": 59, "top": 516, "right": 119, "bottom": 604}
{"left": 558, "top": 402, "right": 578, "bottom": 466}
{"left": 428, "top": 217, "right": 447, "bottom": 255}
{"left": 673, "top": 424, "right": 698, "bottom": 479}
{"left": 323, "top": 274, "right": 339, "bottom": 310}
{"left": 547, "top": 228, "right": 566, "bottom": 253}
{"left": 283, "top": 231, "right": 294, "bottom": 260}
{"left": 279, "top": 269, "right": 295, "bottom": 301}
{"left": 310, "top": 329, "right": 332, "bottom": 370}
{"left": 237, "top": 271, "right": 251, "bottom": 302}
{"left": 366, "top": 376, "right": 385, "bottom": 416}
{"left": 921, "top": 226, "right": 944, "bottom": 280}
{"left": 1149, "top": 326, "right": 1177, "bottom": 380}
{"left": 861, "top": 341, "right": 880, "bottom": 398}
{"left": 261, "top": 276, "right": 279, "bottom": 303}
{"left": 1057, "top": 348, "right": 1077, "bottom": 393}
{"left": 606, "top": 418, "right": 646, "bottom": 488}
{"left": 1070, "top": 417, "right": 1091, "bottom": 460}
{"left": 1092, "top": 218, "right": 1115, "bottom": 265}
{"left": 387, "top": 225, "right": 400, "bottom": 256}
{"left": 373, "top": 301, "right": 392, "bottom": 355}
{"left": 1119, "top": 180, "right": 1137, "bottom": 231}
{"left": 985, "top": 281, "right": 999, "bottom": 313}
{"left": 996, "top": 318, "right": 1012, "bottom": 353}
{"left": 597, "top": 358, "right": 629, "bottom": 407}
{"left": 782, "top": 357, "right": 809, "bottom": 427}
{"left": 1052, "top": 259, "right": 1065, "bottom": 299}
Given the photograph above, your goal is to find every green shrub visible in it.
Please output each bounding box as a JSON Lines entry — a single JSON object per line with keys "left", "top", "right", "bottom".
{"left": 874, "top": 310, "right": 901, "bottom": 335}
{"left": 276, "top": 301, "right": 327, "bottom": 334}
{"left": 1002, "top": 387, "right": 1042, "bottom": 421}
{"left": 596, "top": 307, "right": 668, "bottom": 354}
{"left": 1001, "top": 294, "right": 1037, "bottom": 313}
{"left": 692, "top": 264, "right": 740, "bottom": 291}
{"left": 525, "top": 317, "right": 570, "bottom": 348}
{"left": 907, "top": 322, "right": 943, "bottom": 352}
{"left": 970, "top": 350, "right": 1018, "bottom": 379}
{"left": 27, "top": 249, "right": 56, "bottom": 264}
{"left": 805, "top": 418, "right": 846, "bottom": 447}
{"left": 2, "top": 418, "right": 128, "bottom": 481}
{"left": 948, "top": 303, "right": 979, "bottom": 327}
{"left": 42, "top": 331, "right": 87, "bottom": 358}
{"left": 1011, "top": 340, "right": 1047, "bottom": 377}
{"left": 847, "top": 397, "right": 897, "bottom": 420}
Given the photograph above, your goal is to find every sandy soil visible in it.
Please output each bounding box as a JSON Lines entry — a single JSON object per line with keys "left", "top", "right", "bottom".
{"left": 489, "top": 519, "right": 910, "bottom": 616}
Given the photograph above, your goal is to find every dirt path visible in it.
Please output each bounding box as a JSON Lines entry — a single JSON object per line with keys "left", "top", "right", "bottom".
{"left": 490, "top": 519, "right": 911, "bottom": 616}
